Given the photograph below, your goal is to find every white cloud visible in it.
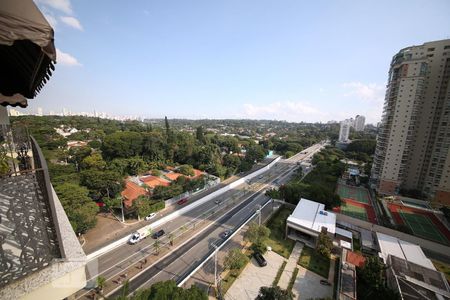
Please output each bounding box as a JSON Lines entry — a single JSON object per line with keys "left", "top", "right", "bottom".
{"left": 60, "top": 16, "right": 83, "bottom": 30}
{"left": 44, "top": 13, "right": 58, "bottom": 28}
{"left": 342, "top": 81, "right": 385, "bottom": 104}
{"left": 56, "top": 48, "right": 81, "bottom": 66}
{"left": 242, "top": 101, "right": 327, "bottom": 122}
{"left": 36, "top": 0, "right": 72, "bottom": 14}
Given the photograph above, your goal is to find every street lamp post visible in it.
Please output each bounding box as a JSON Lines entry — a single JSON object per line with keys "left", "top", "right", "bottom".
{"left": 211, "top": 243, "right": 219, "bottom": 288}
{"left": 256, "top": 204, "right": 262, "bottom": 225}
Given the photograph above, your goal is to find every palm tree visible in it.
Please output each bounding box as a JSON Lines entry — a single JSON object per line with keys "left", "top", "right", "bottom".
{"left": 96, "top": 276, "right": 106, "bottom": 294}
{"left": 153, "top": 240, "right": 160, "bottom": 255}
{"left": 168, "top": 233, "right": 174, "bottom": 246}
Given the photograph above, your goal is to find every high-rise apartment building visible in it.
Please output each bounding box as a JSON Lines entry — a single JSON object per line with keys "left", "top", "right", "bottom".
{"left": 371, "top": 39, "right": 450, "bottom": 204}
{"left": 339, "top": 120, "right": 351, "bottom": 142}
{"left": 354, "top": 115, "right": 365, "bottom": 131}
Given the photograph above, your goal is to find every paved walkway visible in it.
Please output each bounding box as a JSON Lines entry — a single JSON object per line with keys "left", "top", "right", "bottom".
{"left": 225, "top": 251, "right": 285, "bottom": 300}
{"left": 292, "top": 266, "right": 333, "bottom": 299}
{"left": 278, "top": 242, "right": 304, "bottom": 289}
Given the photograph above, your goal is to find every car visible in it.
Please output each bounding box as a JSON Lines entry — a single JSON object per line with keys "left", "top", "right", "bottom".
{"left": 253, "top": 252, "right": 267, "bottom": 267}
{"left": 258, "top": 175, "right": 263, "bottom": 179}
{"left": 152, "top": 229, "right": 165, "bottom": 239}
{"left": 177, "top": 198, "right": 188, "bottom": 205}
{"left": 219, "top": 230, "right": 232, "bottom": 239}
{"left": 128, "top": 232, "right": 142, "bottom": 244}
{"left": 320, "top": 280, "right": 331, "bottom": 286}
{"left": 145, "top": 212, "right": 156, "bottom": 220}
{"left": 214, "top": 199, "right": 222, "bottom": 204}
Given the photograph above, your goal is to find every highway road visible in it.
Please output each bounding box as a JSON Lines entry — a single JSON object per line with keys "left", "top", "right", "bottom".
{"left": 78, "top": 142, "right": 326, "bottom": 299}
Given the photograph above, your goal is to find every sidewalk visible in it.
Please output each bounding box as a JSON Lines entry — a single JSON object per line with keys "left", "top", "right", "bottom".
{"left": 278, "top": 242, "right": 303, "bottom": 289}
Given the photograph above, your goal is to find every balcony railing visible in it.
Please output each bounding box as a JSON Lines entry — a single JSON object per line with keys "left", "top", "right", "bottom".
{"left": 0, "top": 125, "right": 63, "bottom": 288}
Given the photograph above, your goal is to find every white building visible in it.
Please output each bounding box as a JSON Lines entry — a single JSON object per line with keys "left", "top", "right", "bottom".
{"left": 376, "top": 232, "right": 435, "bottom": 269}
{"left": 339, "top": 120, "right": 351, "bottom": 142}
{"left": 37, "top": 107, "right": 43, "bottom": 116}
{"left": 354, "top": 115, "right": 365, "bottom": 131}
{"left": 286, "top": 198, "right": 336, "bottom": 246}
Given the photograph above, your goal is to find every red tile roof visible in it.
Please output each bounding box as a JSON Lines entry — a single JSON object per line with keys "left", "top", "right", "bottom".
{"left": 165, "top": 172, "right": 185, "bottom": 181}
{"left": 346, "top": 250, "right": 366, "bottom": 268}
{"left": 121, "top": 181, "right": 147, "bottom": 207}
{"left": 141, "top": 175, "right": 170, "bottom": 189}
{"left": 191, "top": 169, "right": 203, "bottom": 178}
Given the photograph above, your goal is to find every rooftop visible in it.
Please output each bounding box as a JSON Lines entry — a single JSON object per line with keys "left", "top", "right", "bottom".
{"left": 121, "top": 180, "right": 148, "bottom": 207}
{"left": 140, "top": 175, "right": 170, "bottom": 189}
{"left": 287, "top": 198, "right": 336, "bottom": 234}
{"left": 388, "top": 255, "right": 450, "bottom": 300}
{"left": 376, "top": 232, "right": 435, "bottom": 270}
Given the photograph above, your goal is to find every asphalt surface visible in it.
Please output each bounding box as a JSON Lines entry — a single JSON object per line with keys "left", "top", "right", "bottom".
{"left": 80, "top": 142, "right": 326, "bottom": 298}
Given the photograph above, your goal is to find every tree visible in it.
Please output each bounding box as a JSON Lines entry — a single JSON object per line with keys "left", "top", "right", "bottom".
{"left": 101, "top": 131, "right": 143, "bottom": 160}
{"left": 224, "top": 248, "right": 249, "bottom": 270}
{"left": 316, "top": 230, "right": 333, "bottom": 258}
{"left": 256, "top": 286, "right": 293, "bottom": 300}
{"left": 196, "top": 126, "right": 205, "bottom": 143}
{"left": 80, "top": 152, "right": 106, "bottom": 170}
{"left": 178, "top": 164, "right": 195, "bottom": 176}
{"left": 133, "top": 196, "right": 152, "bottom": 219}
{"left": 144, "top": 280, "right": 208, "bottom": 300}
{"left": 153, "top": 240, "right": 160, "bottom": 255}
{"left": 0, "top": 145, "right": 11, "bottom": 176}
{"left": 244, "top": 222, "right": 271, "bottom": 251}
{"left": 54, "top": 183, "right": 99, "bottom": 234}
{"left": 68, "top": 146, "right": 92, "bottom": 170}
{"left": 245, "top": 144, "right": 267, "bottom": 163}
{"left": 96, "top": 276, "right": 106, "bottom": 293}
{"left": 80, "top": 169, "right": 124, "bottom": 199}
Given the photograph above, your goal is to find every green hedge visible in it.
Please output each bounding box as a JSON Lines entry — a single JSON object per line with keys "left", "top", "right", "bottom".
{"left": 272, "top": 260, "right": 287, "bottom": 287}
{"left": 287, "top": 267, "right": 299, "bottom": 292}
{"left": 149, "top": 201, "right": 165, "bottom": 213}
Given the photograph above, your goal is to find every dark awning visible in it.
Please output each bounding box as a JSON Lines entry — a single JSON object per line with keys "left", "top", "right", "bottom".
{"left": 0, "top": 0, "right": 56, "bottom": 107}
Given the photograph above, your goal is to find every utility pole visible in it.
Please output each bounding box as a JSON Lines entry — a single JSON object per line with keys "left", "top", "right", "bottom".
{"left": 121, "top": 198, "right": 125, "bottom": 223}
{"left": 256, "top": 204, "right": 262, "bottom": 225}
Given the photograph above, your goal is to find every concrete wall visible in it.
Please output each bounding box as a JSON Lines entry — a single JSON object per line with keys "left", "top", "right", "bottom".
{"left": 335, "top": 213, "right": 450, "bottom": 259}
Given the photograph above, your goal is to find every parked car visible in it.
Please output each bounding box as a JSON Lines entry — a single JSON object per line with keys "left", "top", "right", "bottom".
{"left": 253, "top": 252, "right": 267, "bottom": 267}
{"left": 144, "top": 212, "right": 156, "bottom": 221}
{"left": 219, "top": 230, "right": 232, "bottom": 239}
{"left": 320, "top": 280, "right": 331, "bottom": 286}
{"left": 128, "top": 232, "right": 142, "bottom": 244}
{"left": 177, "top": 198, "right": 188, "bottom": 205}
{"left": 152, "top": 229, "right": 165, "bottom": 239}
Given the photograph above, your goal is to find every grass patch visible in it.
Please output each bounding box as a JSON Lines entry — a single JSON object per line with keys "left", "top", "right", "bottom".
{"left": 432, "top": 259, "right": 450, "bottom": 282}
{"left": 272, "top": 260, "right": 287, "bottom": 287}
{"left": 298, "top": 246, "right": 330, "bottom": 278}
{"left": 266, "top": 205, "right": 295, "bottom": 258}
{"left": 287, "top": 267, "right": 299, "bottom": 293}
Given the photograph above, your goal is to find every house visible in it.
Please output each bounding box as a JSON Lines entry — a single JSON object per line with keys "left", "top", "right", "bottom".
{"left": 165, "top": 172, "right": 185, "bottom": 181}
{"left": 386, "top": 255, "right": 450, "bottom": 300}
{"left": 286, "top": 198, "right": 336, "bottom": 246}
{"left": 140, "top": 175, "right": 170, "bottom": 189}
{"left": 67, "top": 140, "right": 88, "bottom": 149}
{"left": 121, "top": 181, "right": 147, "bottom": 208}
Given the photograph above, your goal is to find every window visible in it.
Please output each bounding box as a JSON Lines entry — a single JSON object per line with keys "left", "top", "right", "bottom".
{"left": 444, "top": 45, "right": 450, "bottom": 50}
{"left": 427, "top": 47, "right": 435, "bottom": 51}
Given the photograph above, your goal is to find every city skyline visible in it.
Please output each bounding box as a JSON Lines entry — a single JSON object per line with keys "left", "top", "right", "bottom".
{"left": 29, "top": 0, "right": 450, "bottom": 124}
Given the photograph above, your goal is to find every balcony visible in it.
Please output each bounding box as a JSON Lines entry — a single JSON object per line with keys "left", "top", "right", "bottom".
{"left": 0, "top": 125, "right": 87, "bottom": 299}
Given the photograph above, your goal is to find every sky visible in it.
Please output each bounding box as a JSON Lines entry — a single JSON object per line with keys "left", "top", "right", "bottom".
{"left": 26, "top": 0, "right": 450, "bottom": 124}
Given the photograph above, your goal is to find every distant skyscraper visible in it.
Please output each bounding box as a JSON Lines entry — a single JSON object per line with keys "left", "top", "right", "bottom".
{"left": 371, "top": 39, "right": 450, "bottom": 204}
{"left": 354, "top": 115, "right": 365, "bottom": 131}
{"left": 37, "top": 107, "right": 43, "bottom": 116}
{"left": 339, "top": 120, "right": 351, "bottom": 142}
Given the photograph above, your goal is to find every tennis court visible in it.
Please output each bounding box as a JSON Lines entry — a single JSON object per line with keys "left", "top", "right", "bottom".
{"left": 339, "top": 201, "right": 368, "bottom": 221}
{"left": 399, "top": 211, "right": 448, "bottom": 245}
{"left": 337, "top": 184, "right": 370, "bottom": 204}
